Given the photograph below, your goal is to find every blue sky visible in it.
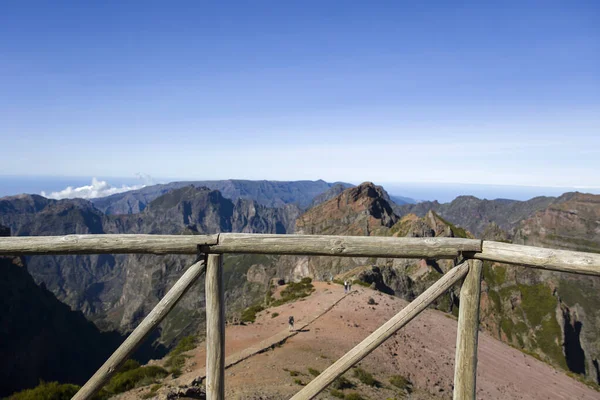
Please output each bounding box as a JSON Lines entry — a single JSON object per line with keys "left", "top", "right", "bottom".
{"left": 1, "top": 1, "right": 599, "bottom": 194}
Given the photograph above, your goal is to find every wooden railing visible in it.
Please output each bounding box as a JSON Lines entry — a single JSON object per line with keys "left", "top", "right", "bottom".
{"left": 1, "top": 233, "right": 599, "bottom": 400}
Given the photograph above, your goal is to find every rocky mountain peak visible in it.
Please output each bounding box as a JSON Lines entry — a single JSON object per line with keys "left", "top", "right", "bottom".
{"left": 295, "top": 182, "right": 398, "bottom": 236}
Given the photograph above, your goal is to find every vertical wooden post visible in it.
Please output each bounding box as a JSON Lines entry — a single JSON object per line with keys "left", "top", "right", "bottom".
{"left": 453, "top": 259, "right": 483, "bottom": 400}
{"left": 206, "top": 254, "right": 225, "bottom": 400}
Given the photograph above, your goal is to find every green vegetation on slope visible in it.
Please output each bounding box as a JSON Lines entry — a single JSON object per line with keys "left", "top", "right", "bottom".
{"left": 10, "top": 359, "right": 169, "bottom": 400}
{"left": 269, "top": 278, "right": 315, "bottom": 307}
{"left": 164, "top": 335, "right": 198, "bottom": 377}
{"left": 432, "top": 212, "right": 469, "bottom": 238}
{"left": 8, "top": 382, "right": 81, "bottom": 400}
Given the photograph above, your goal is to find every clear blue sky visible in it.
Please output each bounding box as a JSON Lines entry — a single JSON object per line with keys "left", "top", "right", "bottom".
{"left": 1, "top": 1, "right": 599, "bottom": 189}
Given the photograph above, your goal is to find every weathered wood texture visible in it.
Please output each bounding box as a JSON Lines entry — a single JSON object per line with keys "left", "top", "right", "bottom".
{"left": 0, "top": 234, "right": 218, "bottom": 255}
{"left": 475, "top": 240, "right": 600, "bottom": 276}
{"left": 290, "top": 261, "right": 470, "bottom": 400}
{"left": 453, "top": 259, "right": 483, "bottom": 400}
{"left": 206, "top": 254, "right": 225, "bottom": 400}
{"left": 1, "top": 234, "right": 599, "bottom": 275}
{"left": 208, "top": 233, "right": 482, "bottom": 258}
{"left": 72, "top": 259, "right": 207, "bottom": 400}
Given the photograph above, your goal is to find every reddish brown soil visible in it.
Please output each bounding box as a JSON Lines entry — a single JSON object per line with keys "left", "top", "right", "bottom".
{"left": 122, "top": 282, "right": 599, "bottom": 399}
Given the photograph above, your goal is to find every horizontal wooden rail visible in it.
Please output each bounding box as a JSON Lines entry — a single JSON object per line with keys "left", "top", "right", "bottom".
{"left": 0, "top": 233, "right": 481, "bottom": 258}
{"left": 206, "top": 233, "right": 481, "bottom": 258}
{"left": 0, "top": 234, "right": 599, "bottom": 275}
{"left": 474, "top": 241, "right": 600, "bottom": 276}
{"left": 290, "top": 261, "right": 470, "bottom": 400}
{"left": 0, "top": 234, "right": 218, "bottom": 255}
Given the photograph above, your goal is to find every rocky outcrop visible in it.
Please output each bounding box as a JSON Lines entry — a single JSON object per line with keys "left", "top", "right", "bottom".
{"left": 296, "top": 182, "right": 398, "bottom": 236}
{"left": 289, "top": 186, "right": 458, "bottom": 313}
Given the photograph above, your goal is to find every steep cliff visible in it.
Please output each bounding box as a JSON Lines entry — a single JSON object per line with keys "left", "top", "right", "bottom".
{"left": 0, "top": 226, "right": 138, "bottom": 397}
{"left": 505, "top": 193, "right": 600, "bottom": 384}
{"left": 0, "top": 186, "right": 300, "bottom": 346}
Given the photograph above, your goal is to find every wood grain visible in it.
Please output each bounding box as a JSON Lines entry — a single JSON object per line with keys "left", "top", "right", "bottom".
{"left": 453, "top": 259, "right": 483, "bottom": 400}
{"left": 0, "top": 234, "right": 218, "bottom": 255}
{"left": 475, "top": 240, "right": 600, "bottom": 276}
{"left": 210, "top": 233, "right": 482, "bottom": 258}
{"left": 206, "top": 254, "right": 225, "bottom": 400}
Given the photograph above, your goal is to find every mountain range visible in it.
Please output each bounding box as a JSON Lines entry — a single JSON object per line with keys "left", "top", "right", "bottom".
{"left": 1, "top": 179, "right": 599, "bottom": 396}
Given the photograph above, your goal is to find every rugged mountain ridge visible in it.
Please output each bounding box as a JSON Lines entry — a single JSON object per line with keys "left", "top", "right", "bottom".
{"left": 92, "top": 179, "right": 353, "bottom": 214}
{"left": 397, "top": 194, "right": 558, "bottom": 237}
{"left": 3, "top": 181, "right": 600, "bottom": 389}
{"left": 284, "top": 184, "right": 600, "bottom": 385}
{"left": 0, "top": 185, "right": 301, "bottom": 344}
{"left": 297, "top": 183, "right": 398, "bottom": 236}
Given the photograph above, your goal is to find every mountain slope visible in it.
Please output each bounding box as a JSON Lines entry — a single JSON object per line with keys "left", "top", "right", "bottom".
{"left": 0, "top": 226, "right": 121, "bottom": 397}
{"left": 509, "top": 192, "right": 600, "bottom": 382}
{"left": 291, "top": 185, "right": 600, "bottom": 385}
{"left": 397, "top": 194, "right": 557, "bottom": 237}
{"left": 297, "top": 182, "right": 398, "bottom": 236}
{"left": 119, "top": 283, "right": 599, "bottom": 400}
{"left": 92, "top": 179, "right": 352, "bottom": 214}
{"left": 0, "top": 186, "right": 301, "bottom": 345}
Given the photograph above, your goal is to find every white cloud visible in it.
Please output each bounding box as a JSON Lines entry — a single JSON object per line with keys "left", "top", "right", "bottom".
{"left": 41, "top": 178, "right": 146, "bottom": 200}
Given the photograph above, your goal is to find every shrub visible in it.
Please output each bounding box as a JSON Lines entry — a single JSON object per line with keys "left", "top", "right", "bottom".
{"left": 8, "top": 382, "right": 81, "bottom": 400}
{"left": 331, "top": 376, "right": 354, "bottom": 390}
{"left": 164, "top": 335, "right": 197, "bottom": 376}
{"left": 353, "top": 367, "right": 378, "bottom": 387}
{"left": 104, "top": 365, "right": 168, "bottom": 394}
{"left": 353, "top": 280, "right": 371, "bottom": 288}
{"left": 141, "top": 383, "right": 163, "bottom": 399}
{"left": 294, "top": 378, "right": 305, "bottom": 386}
{"left": 120, "top": 359, "right": 141, "bottom": 372}
{"left": 390, "top": 374, "right": 412, "bottom": 392}
{"left": 289, "top": 370, "right": 300, "bottom": 377}
{"left": 367, "top": 297, "right": 376, "bottom": 305}
{"left": 270, "top": 279, "right": 315, "bottom": 307}
{"left": 271, "top": 312, "right": 279, "bottom": 318}
{"left": 330, "top": 389, "right": 345, "bottom": 398}
{"left": 241, "top": 304, "right": 265, "bottom": 323}
{"left": 308, "top": 367, "right": 320, "bottom": 376}
{"left": 344, "top": 393, "right": 365, "bottom": 400}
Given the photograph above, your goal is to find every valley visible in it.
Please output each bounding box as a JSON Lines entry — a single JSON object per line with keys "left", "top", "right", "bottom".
{"left": 2, "top": 179, "right": 600, "bottom": 398}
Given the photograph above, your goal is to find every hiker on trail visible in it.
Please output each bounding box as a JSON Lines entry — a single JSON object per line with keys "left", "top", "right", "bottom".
{"left": 344, "top": 280, "right": 348, "bottom": 293}
{"left": 288, "top": 315, "right": 295, "bottom": 331}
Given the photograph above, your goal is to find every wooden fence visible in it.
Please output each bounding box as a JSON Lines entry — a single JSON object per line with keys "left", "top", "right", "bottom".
{"left": 1, "top": 233, "right": 599, "bottom": 400}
